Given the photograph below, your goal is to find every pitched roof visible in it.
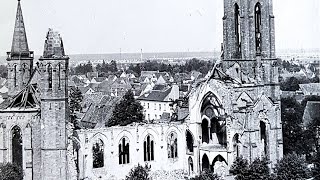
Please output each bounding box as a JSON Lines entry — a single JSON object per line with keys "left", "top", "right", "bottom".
{"left": 81, "top": 95, "right": 121, "bottom": 129}
{"left": 138, "top": 87, "right": 172, "bottom": 101}
{"left": 42, "top": 28, "right": 65, "bottom": 58}
{"left": 299, "top": 83, "right": 320, "bottom": 95}
{"left": 11, "top": 0, "right": 29, "bottom": 54}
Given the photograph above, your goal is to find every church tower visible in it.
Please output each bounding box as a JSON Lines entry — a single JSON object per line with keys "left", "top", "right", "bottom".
{"left": 222, "top": 0, "right": 275, "bottom": 60}
{"left": 7, "top": 0, "right": 34, "bottom": 97}
{"left": 38, "top": 29, "right": 69, "bottom": 180}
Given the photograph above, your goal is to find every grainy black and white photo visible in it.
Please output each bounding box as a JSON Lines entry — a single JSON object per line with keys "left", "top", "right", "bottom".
{"left": 0, "top": 0, "right": 319, "bottom": 179}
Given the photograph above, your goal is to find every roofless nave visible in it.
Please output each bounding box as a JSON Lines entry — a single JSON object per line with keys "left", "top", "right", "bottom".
{"left": 0, "top": 0, "right": 282, "bottom": 179}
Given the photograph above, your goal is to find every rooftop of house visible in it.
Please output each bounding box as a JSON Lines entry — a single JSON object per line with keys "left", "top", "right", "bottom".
{"left": 137, "top": 87, "right": 172, "bottom": 102}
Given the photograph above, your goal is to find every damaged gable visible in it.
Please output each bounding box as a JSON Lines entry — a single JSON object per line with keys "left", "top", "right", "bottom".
{"left": 8, "top": 83, "right": 40, "bottom": 109}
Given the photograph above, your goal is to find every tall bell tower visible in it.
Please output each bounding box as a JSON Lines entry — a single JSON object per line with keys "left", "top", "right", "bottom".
{"left": 7, "top": 0, "right": 34, "bottom": 97}
{"left": 38, "top": 28, "right": 69, "bottom": 180}
{"left": 222, "top": 0, "right": 276, "bottom": 60}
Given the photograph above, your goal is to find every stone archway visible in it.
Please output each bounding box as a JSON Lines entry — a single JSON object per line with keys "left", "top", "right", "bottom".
{"left": 202, "top": 154, "right": 210, "bottom": 171}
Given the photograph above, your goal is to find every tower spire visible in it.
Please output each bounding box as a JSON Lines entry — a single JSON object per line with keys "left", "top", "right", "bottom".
{"left": 11, "top": 0, "right": 29, "bottom": 54}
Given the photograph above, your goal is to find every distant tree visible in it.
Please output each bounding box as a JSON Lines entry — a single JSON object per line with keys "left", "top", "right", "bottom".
{"left": 273, "top": 153, "right": 310, "bottom": 180}
{"left": 125, "top": 163, "right": 150, "bottom": 180}
{"left": 0, "top": 163, "right": 23, "bottom": 180}
{"left": 313, "top": 151, "right": 320, "bottom": 180}
{"left": 281, "top": 97, "right": 305, "bottom": 155}
{"left": 69, "top": 87, "right": 83, "bottom": 129}
{"left": 280, "top": 77, "right": 300, "bottom": 91}
{"left": 107, "top": 90, "right": 144, "bottom": 127}
{"left": 110, "top": 60, "right": 118, "bottom": 72}
{"left": 190, "top": 169, "right": 221, "bottom": 180}
{"left": 0, "top": 65, "right": 8, "bottom": 78}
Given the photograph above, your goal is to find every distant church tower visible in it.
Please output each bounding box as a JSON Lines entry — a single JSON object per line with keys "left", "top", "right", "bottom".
{"left": 38, "top": 29, "right": 69, "bottom": 180}
{"left": 221, "top": 0, "right": 280, "bottom": 99}
{"left": 6, "top": 0, "right": 34, "bottom": 97}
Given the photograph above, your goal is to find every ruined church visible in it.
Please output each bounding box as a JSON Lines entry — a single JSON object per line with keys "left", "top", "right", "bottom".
{"left": 0, "top": 0, "right": 283, "bottom": 179}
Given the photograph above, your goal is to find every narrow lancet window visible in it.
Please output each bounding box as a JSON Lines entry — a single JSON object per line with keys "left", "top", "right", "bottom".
{"left": 92, "top": 139, "right": 104, "bottom": 168}
{"left": 167, "top": 132, "right": 178, "bottom": 159}
{"left": 58, "top": 64, "right": 61, "bottom": 89}
{"left": 14, "top": 65, "right": 17, "bottom": 87}
{"left": 234, "top": 3, "right": 241, "bottom": 58}
{"left": 48, "top": 65, "right": 53, "bottom": 89}
{"left": 12, "top": 126, "right": 23, "bottom": 168}
{"left": 119, "top": 137, "right": 130, "bottom": 164}
{"left": 255, "top": 3, "right": 262, "bottom": 53}
{"left": 144, "top": 135, "right": 154, "bottom": 161}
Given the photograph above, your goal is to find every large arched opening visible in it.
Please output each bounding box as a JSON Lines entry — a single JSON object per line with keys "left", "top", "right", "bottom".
{"left": 186, "top": 130, "right": 194, "bottom": 153}
{"left": 202, "top": 154, "right": 210, "bottom": 171}
{"left": 200, "top": 92, "right": 226, "bottom": 146}
{"left": 12, "top": 126, "right": 23, "bottom": 168}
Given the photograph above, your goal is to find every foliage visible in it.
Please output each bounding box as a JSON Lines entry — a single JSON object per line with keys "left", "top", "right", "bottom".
{"left": 313, "top": 151, "right": 320, "bottom": 180}
{"left": 281, "top": 97, "right": 305, "bottom": 155}
{"left": 73, "top": 61, "right": 94, "bottom": 75}
{"left": 280, "top": 77, "right": 300, "bottom": 91}
{"left": 107, "top": 89, "right": 144, "bottom": 127}
{"left": 0, "top": 163, "right": 23, "bottom": 180}
{"left": 69, "top": 87, "right": 83, "bottom": 129}
{"left": 0, "top": 65, "right": 7, "bottom": 78}
{"left": 190, "top": 169, "right": 221, "bottom": 180}
{"left": 125, "top": 163, "right": 150, "bottom": 180}
{"left": 96, "top": 60, "right": 118, "bottom": 74}
{"left": 273, "top": 153, "right": 310, "bottom": 180}
{"left": 230, "top": 156, "right": 270, "bottom": 180}
{"left": 128, "top": 58, "right": 213, "bottom": 77}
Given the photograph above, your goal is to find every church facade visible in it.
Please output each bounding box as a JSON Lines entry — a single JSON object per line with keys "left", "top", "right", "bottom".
{"left": 0, "top": 0, "right": 283, "bottom": 179}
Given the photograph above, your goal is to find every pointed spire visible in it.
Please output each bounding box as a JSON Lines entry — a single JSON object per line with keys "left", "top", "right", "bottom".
{"left": 43, "top": 28, "right": 65, "bottom": 58}
{"left": 11, "top": 0, "right": 29, "bottom": 54}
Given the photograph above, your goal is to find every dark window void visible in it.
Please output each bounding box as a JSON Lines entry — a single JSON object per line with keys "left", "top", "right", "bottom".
{"left": 92, "top": 139, "right": 104, "bottom": 168}
{"left": 202, "top": 154, "right": 210, "bottom": 171}
{"left": 234, "top": 3, "right": 241, "bottom": 58}
{"left": 188, "top": 157, "right": 194, "bottom": 175}
{"left": 255, "top": 3, "right": 262, "bottom": 53}
{"left": 119, "top": 137, "right": 130, "bottom": 164}
{"left": 210, "top": 117, "right": 227, "bottom": 146}
{"left": 233, "top": 134, "right": 240, "bottom": 158}
{"left": 168, "top": 132, "right": 178, "bottom": 158}
{"left": 260, "top": 121, "right": 267, "bottom": 156}
{"left": 14, "top": 65, "right": 17, "bottom": 87}
{"left": 48, "top": 65, "right": 53, "bottom": 89}
{"left": 144, "top": 135, "right": 154, "bottom": 161}
{"left": 202, "top": 119, "right": 209, "bottom": 144}
{"left": 12, "top": 126, "right": 23, "bottom": 168}
{"left": 186, "top": 130, "right": 194, "bottom": 153}
{"left": 58, "top": 64, "right": 61, "bottom": 89}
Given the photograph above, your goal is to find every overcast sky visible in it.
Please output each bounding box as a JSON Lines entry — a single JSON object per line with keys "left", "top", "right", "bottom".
{"left": 0, "top": 0, "right": 319, "bottom": 55}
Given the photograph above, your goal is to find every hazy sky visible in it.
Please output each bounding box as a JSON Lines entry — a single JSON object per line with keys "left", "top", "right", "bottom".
{"left": 0, "top": 0, "right": 319, "bottom": 55}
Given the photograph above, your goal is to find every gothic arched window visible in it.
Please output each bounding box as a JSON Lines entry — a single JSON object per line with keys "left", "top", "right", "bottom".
{"left": 143, "top": 135, "right": 154, "bottom": 161}
{"left": 13, "top": 65, "right": 17, "bottom": 87}
{"left": 186, "top": 130, "right": 194, "bottom": 153}
{"left": 12, "top": 126, "right": 23, "bottom": 168}
{"left": 255, "top": 3, "right": 262, "bottom": 53}
{"left": 233, "top": 134, "right": 240, "bottom": 158}
{"left": 167, "top": 132, "right": 178, "bottom": 159}
{"left": 47, "top": 65, "right": 53, "bottom": 89}
{"left": 119, "top": 137, "right": 130, "bottom": 164}
{"left": 234, "top": 3, "right": 241, "bottom": 57}
{"left": 260, "top": 121, "right": 267, "bottom": 156}
{"left": 92, "top": 139, "right": 104, "bottom": 168}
